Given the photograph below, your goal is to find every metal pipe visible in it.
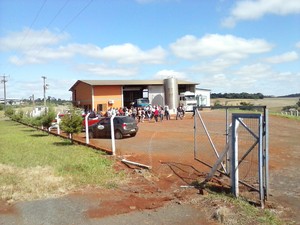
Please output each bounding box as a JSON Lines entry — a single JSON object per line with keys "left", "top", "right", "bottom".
{"left": 85, "top": 113, "right": 90, "bottom": 144}
{"left": 198, "top": 109, "right": 226, "bottom": 172}
{"left": 111, "top": 114, "right": 116, "bottom": 156}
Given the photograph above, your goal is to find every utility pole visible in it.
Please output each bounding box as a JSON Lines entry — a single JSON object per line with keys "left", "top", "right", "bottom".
{"left": 41, "top": 76, "right": 47, "bottom": 107}
{"left": 1, "top": 75, "right": 8, "bottom": 108}
{"left": 30, "top": 94, "right": 35, "bottom": 107}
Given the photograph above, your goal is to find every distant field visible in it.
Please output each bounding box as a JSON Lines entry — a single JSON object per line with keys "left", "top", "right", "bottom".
{"left": 211, "top": 97, "right": 299, "bottom": 112}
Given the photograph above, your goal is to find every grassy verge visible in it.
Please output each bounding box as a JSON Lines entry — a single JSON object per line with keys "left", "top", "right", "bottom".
{"left": 270, "top": 113, "right": 300, "bottom": 121}
{"left": 201, "top": 192, "right": 284, "bottom": 225}
{"left": 0, "top": 117, "right": 127, "bottom": 202}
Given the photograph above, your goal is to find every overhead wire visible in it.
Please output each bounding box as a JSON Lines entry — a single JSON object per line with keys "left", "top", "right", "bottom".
{"left": 2, "top": 0, "right": 48, "bottom": 75}
{"left": 5, "top": 0, "right": 94, "bottom": 78}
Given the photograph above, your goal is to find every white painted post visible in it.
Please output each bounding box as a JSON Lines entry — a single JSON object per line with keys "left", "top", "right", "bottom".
{"left": 56, "top": 113, "right": 60, "bottom": 135}
{"left": 231, "top": 116, "right": 240, "bottom": 198}
{"left": 234, "top": 119, "right": 239, "bottom": 197}
{"left": 110, "top": 114, "right": 116, "bottom": 156}
{"left": 85, "top": 113, "right": 90, "bottom": 144}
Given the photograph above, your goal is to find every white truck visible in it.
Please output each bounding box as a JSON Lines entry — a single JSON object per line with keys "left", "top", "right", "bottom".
{"left": 179, "top": 91, "right": 197, "bottom": 112}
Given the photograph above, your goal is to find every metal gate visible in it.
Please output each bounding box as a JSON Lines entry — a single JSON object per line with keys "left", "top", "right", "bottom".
{"left": 194, "top": 106, "right": 269, "bottom": 207}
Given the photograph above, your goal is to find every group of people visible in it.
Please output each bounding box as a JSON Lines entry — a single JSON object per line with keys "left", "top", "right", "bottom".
{"left": 108, "top": 105, "right": 171, "bottom": 123}
{"left": 86, "top": 104, "right": 186, "bottom": 123}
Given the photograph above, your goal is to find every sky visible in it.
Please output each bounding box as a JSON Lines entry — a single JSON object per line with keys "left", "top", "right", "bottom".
{"left": 0, "top": 0, "right": 299, "bottom": 100}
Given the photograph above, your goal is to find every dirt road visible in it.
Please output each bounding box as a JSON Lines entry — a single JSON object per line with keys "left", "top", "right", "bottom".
{"left": 1, "top": 111, "right": 299, "bottom": 224}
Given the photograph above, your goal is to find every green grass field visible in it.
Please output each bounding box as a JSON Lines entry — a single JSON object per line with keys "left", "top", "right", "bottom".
{"left": 0, "top": 115, "right": 126, "bottom": 202}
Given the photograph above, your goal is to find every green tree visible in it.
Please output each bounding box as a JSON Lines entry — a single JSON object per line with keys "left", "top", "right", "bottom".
{"left": 41, "top": 108, "right": 56, "bottom": 130}
{"left": 12, "top": 109, "right": 24, "bottom": 122}
{"left": 4, "top": 106, "right": 15, "bottom": 118}
{"left": 60, "top": 108, "right": 83, "bottom": 143}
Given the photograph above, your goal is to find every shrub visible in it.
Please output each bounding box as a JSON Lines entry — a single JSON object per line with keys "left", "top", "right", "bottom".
{"left": 11, "top": 110, "right": 24, "bottom": 122}
{"left": 60, "top": 108, "right": 83, "bottom": 143}
{"left": 239, "top": 101, "right": 254, "bottom": 110}
{"left": 4, "top": 107, "right": 15, "bottom": 118}
{"left": 41, "top": 108, "right": 56, "bottom": 129}
{"left": 214, "top": 100, "right": 222, "bottom": 107}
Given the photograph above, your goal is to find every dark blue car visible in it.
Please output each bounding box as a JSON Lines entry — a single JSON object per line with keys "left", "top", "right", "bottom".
{"left": 88, "top": 116, "right": 138, "bottom": 139}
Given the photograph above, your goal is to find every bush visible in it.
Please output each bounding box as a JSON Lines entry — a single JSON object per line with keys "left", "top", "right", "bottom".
{"left": 239, "top": 101, "right": 254, "bottom": 110}
{"left": 282, "top": 98, "right": 299, "bottom": 112}
{"left": 60, "top": 108, "right": 83, "bottom": 143}
{"left": 214, "top": 100, "right": 222, "bottom": 107}
{"left": 41, "top": 108, "right": 56, "bottom": 129}
{"left": 11, "top": 110, "right": 24, "bottom": 122}
{"left": 4, "top": 107, "right": 15, "bottom": 118}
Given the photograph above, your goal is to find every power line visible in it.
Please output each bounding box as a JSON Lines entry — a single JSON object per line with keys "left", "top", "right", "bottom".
{"left": 3, "top": 0, "right": 48, "bottom": 75}
{"left": 60, "top": 0, "right": 94, "bottom": 32}
{"left": 20, "top": 0, "right": 94, "bottom": 68}
{"left": 46, "top": 0, "right": 70, "bottom": 27}
{"left": 17, "top": 0, "right": 48, "bottom": 51}
{"left": 10, "top": 0, "right": 94, "bottom": 68}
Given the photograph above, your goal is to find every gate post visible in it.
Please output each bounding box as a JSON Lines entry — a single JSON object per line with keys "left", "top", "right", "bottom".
{"left": 231, "top": 116, "right": 239, "bottom": 197}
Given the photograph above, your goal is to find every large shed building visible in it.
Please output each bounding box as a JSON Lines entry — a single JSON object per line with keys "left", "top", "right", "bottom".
{"left": 69, "top": 78, "right": 204, "bottom": 113}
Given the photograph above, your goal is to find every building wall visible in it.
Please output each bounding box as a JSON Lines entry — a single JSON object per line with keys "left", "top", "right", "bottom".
{"left": 148, "top": 85, "right": 164, "bottom": 106}
{"left": 195, "top": 89, "right": 211, "bottom": 107}
{"left": 73, "top": 82, "right": 92, "bottom": 109}
{"left": 93, "top": 85, "right": 122, "bottom": 112}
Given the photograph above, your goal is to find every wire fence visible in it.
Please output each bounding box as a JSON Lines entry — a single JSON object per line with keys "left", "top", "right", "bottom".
{"left": 194, "top": 106, "right": 268, "bottom": 206}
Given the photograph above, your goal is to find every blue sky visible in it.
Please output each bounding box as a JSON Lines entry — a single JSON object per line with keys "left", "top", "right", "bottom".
{"left": 0, "top": 0, "right": 299, "bottom": 100}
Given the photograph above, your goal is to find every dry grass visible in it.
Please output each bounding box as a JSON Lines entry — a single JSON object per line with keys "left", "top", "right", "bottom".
{"left": 211, "top": 97, "right": 298, "bottom": 113}
{"left": 0, "top": 164, "right": 74, "bottom": 203}
{"left": 0, "top": 117, "right": 127, "bottom": 203}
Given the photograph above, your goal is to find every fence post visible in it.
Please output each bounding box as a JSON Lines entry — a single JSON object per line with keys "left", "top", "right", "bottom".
{"left": 111, "top": 114, "right": 116, "bottom": 156}
{"left": 85, "top": 113, "right": 90, "bottom": 144}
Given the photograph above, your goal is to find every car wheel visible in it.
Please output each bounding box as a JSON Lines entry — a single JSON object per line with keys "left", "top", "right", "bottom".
{"left": 130, "top": 133, "right": 136, "bottom": 137}
{"left": 115, "top": 130, "right": 123, "bottom": 139}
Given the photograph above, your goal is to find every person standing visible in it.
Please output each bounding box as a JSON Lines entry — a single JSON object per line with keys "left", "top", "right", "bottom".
{"left": 154, "top": 107, "right": 159, "bottom": 122}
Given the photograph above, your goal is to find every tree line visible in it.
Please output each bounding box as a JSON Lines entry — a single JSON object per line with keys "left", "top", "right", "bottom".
{"left": 211, "top": 92, "right": 264, "bottom": 99}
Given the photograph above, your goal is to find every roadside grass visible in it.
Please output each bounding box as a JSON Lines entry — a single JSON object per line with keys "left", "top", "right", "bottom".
{"left": 201, "top": 192, "right": 283, "bottom": 225}
{"left": 271, "top": 113, "right": 300, "bottom": 121}
{"left": 0, "top": 117, "right": 127, "bottom": 202}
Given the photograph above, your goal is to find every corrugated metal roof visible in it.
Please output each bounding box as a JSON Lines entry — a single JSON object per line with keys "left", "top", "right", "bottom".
{"left": 80, "top": 80, "right": 164, "bottom": 85}
{"left": 69, "top": 79, "right": 199, "bottom": 91}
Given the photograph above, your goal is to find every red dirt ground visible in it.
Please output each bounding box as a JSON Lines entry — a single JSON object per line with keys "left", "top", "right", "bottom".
{"left": 1, "top": 111, "right": 299, "bottom": 224}
{"left": 71, "top": 111, "right": 300, "bottom": 223}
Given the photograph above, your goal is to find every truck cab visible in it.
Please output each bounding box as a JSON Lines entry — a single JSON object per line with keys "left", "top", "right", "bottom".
{"left": 133, "top": 98, "right": 150, "bottom": 108}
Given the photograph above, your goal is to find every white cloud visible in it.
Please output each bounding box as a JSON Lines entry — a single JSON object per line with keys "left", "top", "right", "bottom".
{"left": 190, "top": 58, "right": 239, "bottom": 74}
{"left": 234, "top": 63, "right": 273, "bottom": 78}
{"left": 222, "top": 0, "right": 300, "bottom": 28}
{"left": 170, "top": 34, "right": 272, "bottom": 60}
{"left": 99, "top": 43, "right": 166, "bottom": 64}
{"left": 63, "top": 44, "right": 102, "bottom": 58}
{"left": 8, "top": 47, "right": 74, "bottom": 65}
{"left": 3, "top": 78, "right": 73, "bottom": 100}
{"left": 76, "top": 64, "right": 138, "bottom": 77}
{"left": 0, "top": 28, "right": 69, "bottom": 51}
{"left": 1, "top": 28, "right": 166, "bottom": 66}
{"left": 153, "top": 69, "right": 187, "bottom": 80}
{"left": 264, "top": 51, "right": 299, "bottom": 64}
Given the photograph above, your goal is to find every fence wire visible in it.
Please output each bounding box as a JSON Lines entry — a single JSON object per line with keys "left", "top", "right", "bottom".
{"left": 194, "top": 107, "right": 268, "bottom": 205}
